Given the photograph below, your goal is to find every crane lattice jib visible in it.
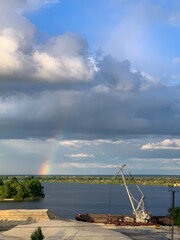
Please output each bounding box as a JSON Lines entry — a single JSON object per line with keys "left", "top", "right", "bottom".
{"left": 115, "top": 164, "right": 151, "bottom": 222}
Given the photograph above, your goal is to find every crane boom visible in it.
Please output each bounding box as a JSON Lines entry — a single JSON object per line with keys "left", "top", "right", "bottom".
{"left": 120, "top": 164, "right": 136, "bottom": 213}
{"left": 117, "top": 164, "right": 151, "bottom": 223}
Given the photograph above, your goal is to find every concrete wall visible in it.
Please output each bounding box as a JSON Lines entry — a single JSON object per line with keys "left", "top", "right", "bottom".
{"left": 0, "top": 209, "right": 50, "bottom": 222}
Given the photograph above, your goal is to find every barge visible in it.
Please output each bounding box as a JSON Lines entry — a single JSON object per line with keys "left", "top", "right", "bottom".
{"left": 76, "top": 213, "right": 171, "bottom": 226}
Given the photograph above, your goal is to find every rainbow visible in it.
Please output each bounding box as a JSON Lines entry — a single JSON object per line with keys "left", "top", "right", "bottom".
{"left": 38, "top": 141, "right": 58, "bottom": 175}
{"left": 39, "top": 159, "right": 51, "bottom": 175}
{"left": 38, "top": 94, "right": 78, "bottom": 175}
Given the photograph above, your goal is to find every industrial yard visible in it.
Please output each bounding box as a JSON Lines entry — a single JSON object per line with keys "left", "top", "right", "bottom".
{"left": 99, "top": 224, "right": 180, "bottom": 240}
{"left": 0, "top": 219, "right": 179, "bottom": 240}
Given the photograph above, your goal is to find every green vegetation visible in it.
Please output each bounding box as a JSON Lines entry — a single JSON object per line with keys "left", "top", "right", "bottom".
{"left": 0, "top": 177, "right": 45, "bottom": 201}
{"left": 0, "top": 175, "right": 179, "bottom": 186}
{"left": 35, "top": 175, "right": 180, "bottom": 186}
{"left": 168, "top": 207, "right": 180, "bottom": 227}
{"left": 31, "top": 227, "right": 44, "bottom": 240}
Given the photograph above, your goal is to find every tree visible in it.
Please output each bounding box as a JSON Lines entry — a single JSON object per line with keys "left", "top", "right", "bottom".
{"left": 0, "top": 178, "right": 3, "bottom": 186}
{"left": 9, "top": 177, "right": 18, "bottom": 184}
{"left": 174, "top": 207, "right": 180, "bottom": 227}
{"left": 22, "top": 179, "right": 45, "bottom": 199}
{"left": 31, "top": 227, "right": 44, "bottom": 240}
{"left": 3, "top": 184, "right": 12, "bottom": 198}
{"left": 168, "top": 207, "right": 180, "bottom": 227}
{"left": 29, "top": 179, "right": 44, "bottom": 198}
{"left": 14, "top": 184, "right": 26, "bottom": 200}
{"left": 0, "top": 178, "right": 44, "bottom": 200}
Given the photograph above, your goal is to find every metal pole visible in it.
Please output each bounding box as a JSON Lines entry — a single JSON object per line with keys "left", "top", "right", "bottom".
{"left": 171, "top": 190, "right": 175, "bottom": 240}
{"left": 168, "top": 186, "right": 179, "bottom": 240}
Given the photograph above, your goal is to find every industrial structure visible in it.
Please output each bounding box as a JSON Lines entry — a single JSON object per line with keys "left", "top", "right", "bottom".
{"left": 116, "top": 164, "right": 151, "bottom": 223}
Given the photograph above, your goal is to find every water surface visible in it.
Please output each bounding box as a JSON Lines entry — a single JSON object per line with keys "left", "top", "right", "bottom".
{"left": 0, "top": 183, "right": 179, "bottom": 219}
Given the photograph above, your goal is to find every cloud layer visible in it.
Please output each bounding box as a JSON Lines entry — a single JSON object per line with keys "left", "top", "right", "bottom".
{"left": 1, "top": 0, "right": 180, "bottom": 141}
{"left": 141, "top": 139, "right": 180, "bottom": 150}
{"left": 60, "top": 139, "right": 124, "bottom": 148}
{"left": 0, "top": 0, "right": 180, "bottom": 175}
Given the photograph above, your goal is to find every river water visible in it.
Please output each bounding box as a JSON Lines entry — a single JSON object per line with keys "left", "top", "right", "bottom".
{"left": 0, "top": 183, "right": 179, "bottom": 219}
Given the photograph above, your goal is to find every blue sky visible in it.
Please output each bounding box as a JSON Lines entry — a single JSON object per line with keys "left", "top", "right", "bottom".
{"left": 0, "top": 0, "right": 180, "bottom": 175}
{"left": 26, "top": 0, "right": 180, "bottom": 75}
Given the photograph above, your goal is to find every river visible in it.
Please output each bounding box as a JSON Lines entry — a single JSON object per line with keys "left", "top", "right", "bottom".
{"left": 0, "top": 183, "right": 179, "bottom": 219}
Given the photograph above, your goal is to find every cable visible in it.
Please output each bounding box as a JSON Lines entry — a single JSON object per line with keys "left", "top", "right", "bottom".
{"left": 107, "top": 183, "right": 113, "bottom": 216}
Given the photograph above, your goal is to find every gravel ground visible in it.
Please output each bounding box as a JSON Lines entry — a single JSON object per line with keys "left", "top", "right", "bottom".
{"left": 97, "top": 224, "right": 180, "bottom": 240}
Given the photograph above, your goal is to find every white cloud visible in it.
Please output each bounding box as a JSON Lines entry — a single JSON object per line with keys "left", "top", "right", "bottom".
{"left": 160, "top": 166, "right": 180, "bottom": 170}
{"left": 0, "top": 30, "right": 97, "bottom": 83}
{"left": 0, "top": 28, "right": 33, "bottom": 76}
{"left": 92, "top": 85, "right": 110, "bottom": 94}
{"left": 172, "top": 57, "right": 180, "bottom": 65}
{"left": 141, "top": 139, "right": 180, "bottom": 150}
{"left": 32, "top": 33, "right": 97, "bottom": 82}
{"left": 59, "top": 139, "right": 124, "bottom": 148}
{"left": 41, "top": 0, "right": 60, "bottom": 6}
{"left": 65, "top": 153, "right": 94, "bottom": 158}
{"left": 45, "top": 138, "right": 57, "bottom": 143}
{"left": 140, "top": 71, "right": 160, "bottom": 90}
{"left": 0, "top": 2, "right": 96, "bottom": 84}
{"left": 33, "top": 51, "right": 95, "bottom": 82}
{"left": 131, "top": 158, "right": 180, "bottom": 163}
{"left": 57, "top": 162, "right": 118, "bottom": 169}
{"left": 20, "top": 0, "right": 60, "bottom": 13}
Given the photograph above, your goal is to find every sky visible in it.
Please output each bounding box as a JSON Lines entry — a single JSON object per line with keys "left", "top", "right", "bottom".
{"left": 0, "top": 0, "right": 180, "bottom": 175}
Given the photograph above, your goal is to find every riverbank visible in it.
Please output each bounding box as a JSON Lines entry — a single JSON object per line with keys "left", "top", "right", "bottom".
{"left": 0, "top": 218, "right": 179, "bottom": 240}
{"left": 1, "top": 175, "right": 180, "bottom": 186}
{"left": 36, "top": 176, "right": 180, "bottom": 186}
{"left": 0, "top": 198, "right": 42, "bottom": 202}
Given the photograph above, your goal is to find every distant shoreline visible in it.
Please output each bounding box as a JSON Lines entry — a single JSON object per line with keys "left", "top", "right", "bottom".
{"left": 1, "top": 176, "right": 180, "bottom": 187}
{"left": 37, "top": 176, "right": 180, "bottom": 186}
{"left": 0, "top": 199, "right": 14, "bottom": 202}
{"left": 39, "top": 180, "right": 180, "bottom": 186}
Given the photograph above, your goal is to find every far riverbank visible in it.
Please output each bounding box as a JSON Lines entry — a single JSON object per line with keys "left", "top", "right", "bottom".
{"left": 0, "top": 197, "right": 42, "bottom": 202}
{"left": 36, "top": 175, "right": 180, "bottom": 186}
{"left": 1, "top": 175, "right": 180, "bottom": 186}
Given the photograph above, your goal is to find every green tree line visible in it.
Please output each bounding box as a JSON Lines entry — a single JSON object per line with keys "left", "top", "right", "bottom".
{"left": 0, "top": 177, "right": 45, "bottom": 201}
{"left": 35, "top": 175, "right": 180, "bottom": 186}
{"left": 0, "top": 175, "right": 179, "bottom": 186}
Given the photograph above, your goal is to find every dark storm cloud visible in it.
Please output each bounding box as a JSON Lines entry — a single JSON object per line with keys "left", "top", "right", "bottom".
{"left": 0, "top": 54, "right": 180, "bottom": 139}
{"left": 0, "top": 0, "right": 180, "bottom": 139}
